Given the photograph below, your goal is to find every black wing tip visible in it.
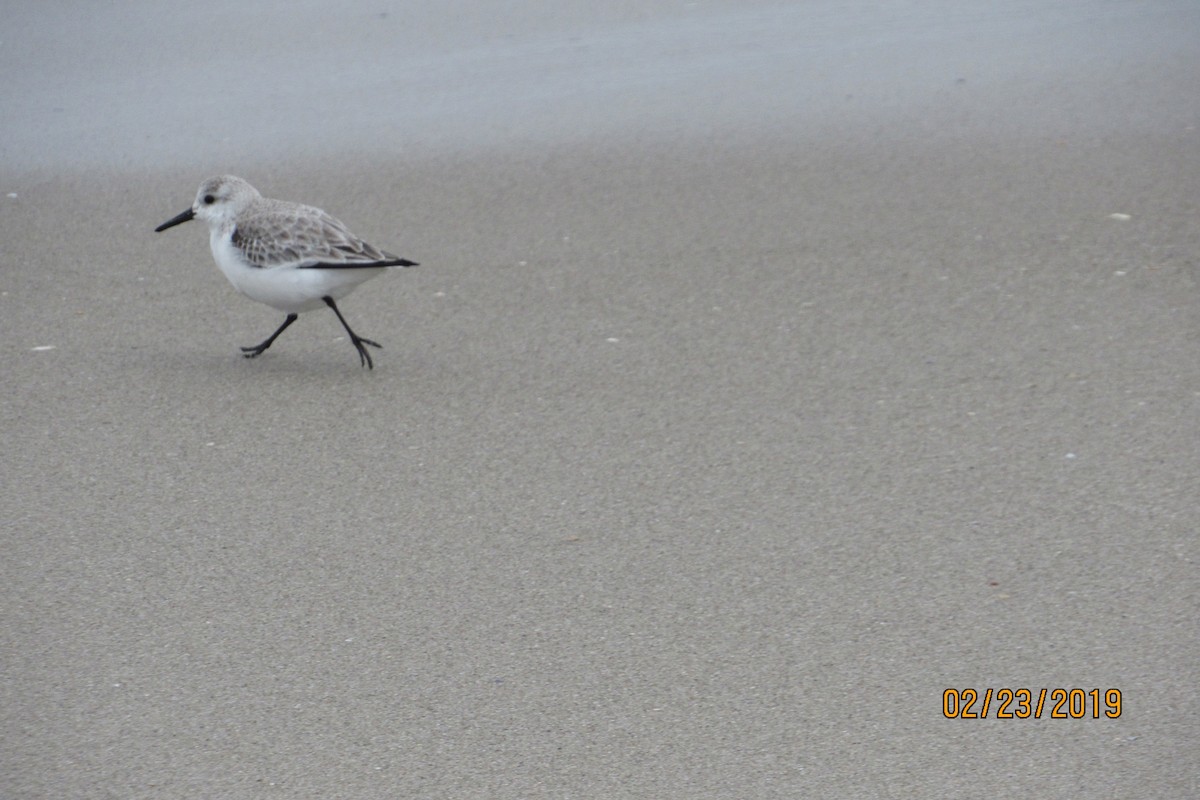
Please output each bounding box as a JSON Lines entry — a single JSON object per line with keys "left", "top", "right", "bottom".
{"left": 300, "top": 258, "right": 420, "bottom": 270}
{"left": 381, "top": 252, "right": 419, "bottom": 267}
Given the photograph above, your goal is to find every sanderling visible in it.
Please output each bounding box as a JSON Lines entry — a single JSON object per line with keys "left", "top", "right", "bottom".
{"left": 155, "top": 175, "right": 418, "bottom": 369}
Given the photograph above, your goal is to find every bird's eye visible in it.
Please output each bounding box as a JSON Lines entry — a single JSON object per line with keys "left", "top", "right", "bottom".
{"left": 203, "top": 194, "right": 215, "bottom": 205}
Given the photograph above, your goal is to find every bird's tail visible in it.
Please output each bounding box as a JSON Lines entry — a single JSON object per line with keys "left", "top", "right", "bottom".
{"left": 382, "top": 252, "right": 419, "bottom": 267}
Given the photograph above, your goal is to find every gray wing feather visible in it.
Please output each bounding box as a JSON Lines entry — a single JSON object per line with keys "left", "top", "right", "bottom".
{"left": 232, "top": 202, "right": 399, "bottom": 269}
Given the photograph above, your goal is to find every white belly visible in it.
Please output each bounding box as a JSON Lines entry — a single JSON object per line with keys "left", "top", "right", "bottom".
{"left": 209, "top": 230, "right": 384, "bottom": 313}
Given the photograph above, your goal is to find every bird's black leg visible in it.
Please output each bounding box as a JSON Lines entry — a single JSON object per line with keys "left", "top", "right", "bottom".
{"left": 241, "top": 314, "right": 298, "bottom": 358}
{"left": 323, "top": 296, "right": 381, "bottom": 369}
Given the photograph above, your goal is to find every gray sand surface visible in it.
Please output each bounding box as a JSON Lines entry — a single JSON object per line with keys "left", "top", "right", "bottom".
{"left": 3, "top": 2, "right": 1198, "bottom": 797}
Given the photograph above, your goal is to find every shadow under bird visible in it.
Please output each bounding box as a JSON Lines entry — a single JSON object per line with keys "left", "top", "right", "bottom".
{"left": 155, "top": 175, "right": 418, "bottom": 369}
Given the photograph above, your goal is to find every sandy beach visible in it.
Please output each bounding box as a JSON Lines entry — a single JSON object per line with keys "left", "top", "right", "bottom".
{"left": 3, "top": 1, "right": 1198, "bottom": 797}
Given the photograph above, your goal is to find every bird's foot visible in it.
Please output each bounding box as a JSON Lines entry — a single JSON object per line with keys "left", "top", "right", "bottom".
{"left": 350, "top": 335, "right": 382, "bottom": 369}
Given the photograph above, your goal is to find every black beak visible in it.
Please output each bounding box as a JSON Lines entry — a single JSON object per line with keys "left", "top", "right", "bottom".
{"left": 155, "top": 208, "right": 195, "bottom": 232}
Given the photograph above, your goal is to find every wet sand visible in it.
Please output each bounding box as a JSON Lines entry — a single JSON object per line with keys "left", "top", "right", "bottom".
{"left": 3, "top": 2, "right": 1199, "bottom": 797}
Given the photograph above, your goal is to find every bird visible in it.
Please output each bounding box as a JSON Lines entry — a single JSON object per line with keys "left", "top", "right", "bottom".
{"left": 155, "top": 175, "right": 418, "bottom": 369}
